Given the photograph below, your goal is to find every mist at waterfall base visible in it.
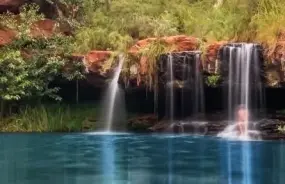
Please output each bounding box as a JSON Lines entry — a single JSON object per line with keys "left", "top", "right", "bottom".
{"left": 99, "top": 55, "right": 126, "bottom": 132}
{"left": 218, "top": 43, "right": 264, "bottom": 140}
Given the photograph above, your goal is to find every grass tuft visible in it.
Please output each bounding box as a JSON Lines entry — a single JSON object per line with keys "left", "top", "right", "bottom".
{"left": 0, "top": 104, "right": 98, "bottom": 132}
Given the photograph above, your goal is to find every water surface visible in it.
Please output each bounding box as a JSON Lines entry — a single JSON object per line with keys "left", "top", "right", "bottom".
{"left": 0, "top": 133, "right": 284, "bottom": 184}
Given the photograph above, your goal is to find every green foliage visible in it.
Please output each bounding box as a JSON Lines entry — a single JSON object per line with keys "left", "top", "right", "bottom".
{"left": 251, "top": 0, "right": 285, "bottom": 56}
{"left": 0, "top": 104, "right": 98, "bottom": 132}
{"left": 71, "top": 0, "right": 285, "bottom": 51}
{"left": 0, "top": 4, "right": 85, "bottom": 105}
{"left": 139, "top": 40, "right": 171, "bottom": 89}
{"left": 277, "top": 125, "right": 285, "bottom": 134}
{"left": 71, "top": 0, "right": 285, "bottom": 89}
{"left": 72, "top": 0, "right": 183, "bottom": 53}
{"left": 0, "top": 50, "right": 27, "bottom": 100}
{"left": 0, "top": 4, "right": 44, "bottom": 37}
{"left": 206, "top": 75, "right": 221, "bottom": 87}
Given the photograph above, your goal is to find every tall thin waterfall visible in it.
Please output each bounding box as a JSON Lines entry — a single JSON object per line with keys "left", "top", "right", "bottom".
{"left": 166, "top": 54, "right": 174, "bottom": 123}
{"left": 218, "top": 43, "right": 264, "bottom": 139}
{"left": 101, "top": 54, "right": 125, "bottom": 131}
{"left": 193, "top": 53, "right": 205, "bottom": 116}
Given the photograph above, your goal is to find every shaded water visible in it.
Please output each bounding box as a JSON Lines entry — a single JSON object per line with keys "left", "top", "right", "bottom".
{"left": 1, "top": 133, "right": 285, "bottom": 184}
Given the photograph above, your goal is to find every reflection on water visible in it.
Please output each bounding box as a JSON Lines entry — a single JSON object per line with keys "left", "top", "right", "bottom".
{"left": 0, "top": 133, "right": 284, "bottom": 184}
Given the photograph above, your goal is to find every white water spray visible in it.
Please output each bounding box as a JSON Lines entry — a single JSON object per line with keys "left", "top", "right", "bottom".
{"left": 218, "top": 43, "right": 263, "bottom": 140}
{"left": 102, "top": 54, "right": 125, "bottom": 131}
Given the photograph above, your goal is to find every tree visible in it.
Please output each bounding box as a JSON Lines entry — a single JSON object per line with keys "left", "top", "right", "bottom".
{"left": 0, "top": 4, "right": 85, "bottom": 118}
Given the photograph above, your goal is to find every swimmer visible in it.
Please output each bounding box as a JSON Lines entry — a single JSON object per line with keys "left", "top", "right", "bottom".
{"left": 235, "top": 105, "right": 249, "bottom": 136}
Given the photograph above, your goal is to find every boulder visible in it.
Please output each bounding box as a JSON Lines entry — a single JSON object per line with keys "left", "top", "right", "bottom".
{"left": 150, "top": 121, "right": 208, "bottom": 135}
{"left": 127, "top": 114, "right": 158, "bottom": 132}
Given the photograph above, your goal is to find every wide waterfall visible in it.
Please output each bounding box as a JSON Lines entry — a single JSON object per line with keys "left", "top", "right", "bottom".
{"left": 218, "top": 43, "right": 264, "bottom": 139}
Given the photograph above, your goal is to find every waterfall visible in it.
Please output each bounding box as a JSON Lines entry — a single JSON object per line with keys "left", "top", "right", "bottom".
{"left": 181, "top": 52, "right": 204, "bottom": 117}
{"left": 226, "top": 44, "right": 264, "bottom": 120}
{"left": 218, "top": 43, "right": 264, "bottom": 139}
{"left": 166, "top": 54, "right": 174, "bottom": 123}
{"left": 160, "top": 52, "right": 204, "bottom": 121}
{"left": 193, "top": 53, "right": 205, "bottom": 116}
{"left": 101, "top": 54, "right": 125, "bottom": 132}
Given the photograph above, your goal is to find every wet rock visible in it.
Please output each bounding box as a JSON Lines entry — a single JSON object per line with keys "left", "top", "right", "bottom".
{"left": 127, "top": 114, "right": 158, "bottom": 132}
{"left": 129, "top": 113, "right": 285, "bottom": 140}
{"left": 179, "top": 121, "right": 208, "bottom": 135}
{"left": 206, "top": 121, "right": 228, "bottom": 136}
{"left": 157, "top": 51, "right": 203, "bottom": 89}
{"left": 149, "top": 121, "right": 208, "bottom": 135}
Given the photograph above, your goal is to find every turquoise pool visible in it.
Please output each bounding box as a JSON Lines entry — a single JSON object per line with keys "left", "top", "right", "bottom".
{"left": 0, "top": 133, "right": 284, "bottom": 184}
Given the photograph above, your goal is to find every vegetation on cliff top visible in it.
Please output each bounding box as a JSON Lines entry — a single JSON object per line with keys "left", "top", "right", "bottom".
{"left": 73, "top": 0, "right": 285, "bottom": 54}
{"left": 72, "top": 0, "right": 285, "bottom": 89}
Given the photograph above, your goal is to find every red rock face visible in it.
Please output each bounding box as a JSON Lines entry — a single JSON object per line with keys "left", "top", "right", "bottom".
{"left": 128, "top": 35, "right": 199, "bottom": 76}
{"left": 30, "top": 19, "right": 57, "bottom": 38}
{"left": 205, "top": 41, "right": 228, "bottom": 63}
{"left": 129, "top": 35, "right": 199, "bottom": 53}
{"left": 273, "top": 31, "right": 285, "bottom": 63}
{"left": 0, "top": 29, "right": 16, "bottom": 46}
{"left": 163, "top": 35, "right": 199, "bottom": 51}
{"left": 204, "top": 41, "right": 227, "bottom": 73}
{"left": 84, "top": 51, "right": 113, "bottom": 73}
{"left": 128, "top": 37, "right": 157, "bottom": 53}
{"left": 0, "top": 19, "right": 66, "bottom": 46}
{"left": 271, "top": 31, "right": 285, "bottom": 83}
